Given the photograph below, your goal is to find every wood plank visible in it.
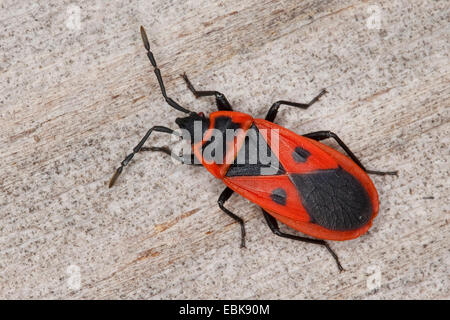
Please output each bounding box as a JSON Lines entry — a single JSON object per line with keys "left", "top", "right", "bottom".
{"left": 0, "top": 0, "right": 448, "bottom": 299}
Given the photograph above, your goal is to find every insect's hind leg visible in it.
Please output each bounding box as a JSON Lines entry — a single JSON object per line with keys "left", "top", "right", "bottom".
{"left": 303, "top": 131, "right": 398, "bottom": 176}
{"left": 181, "top": 73, "right": 233, "bottom": 111}
{"left": 261, "top": 209, "right": 344, "bottom": 271}
{"left": 265, "top": 89, "right": 327, "bottom": 122}
{"left": 218, "top": 187, "right": 246, "bottom": 247}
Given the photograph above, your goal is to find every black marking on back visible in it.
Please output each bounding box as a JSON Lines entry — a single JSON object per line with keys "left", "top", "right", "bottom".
{"left": 226, "top": 124, "right": 285, "bottom": 177}
{"left": 290, "top": 167, "right": 372, "bottom": 231}
{"left": 271, "top": 188, "right": 287, "bottom": 205}
{"left": 213, "top": 116, "right": 242, "bottom": 132}
{"left": 292, "top": 147, "right": 310, "bottom": 163}
{"left": 202, "top": 116, "right": 242, "bottom": 162}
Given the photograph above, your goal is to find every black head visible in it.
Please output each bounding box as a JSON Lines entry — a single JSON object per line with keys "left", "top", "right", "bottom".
{"left": 175, "top": 112, "right": 210, "bottom": 144}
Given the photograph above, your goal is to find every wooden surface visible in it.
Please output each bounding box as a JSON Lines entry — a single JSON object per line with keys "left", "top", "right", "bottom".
{"left": 0, "top": 0, "right": 448, "bottom": 299}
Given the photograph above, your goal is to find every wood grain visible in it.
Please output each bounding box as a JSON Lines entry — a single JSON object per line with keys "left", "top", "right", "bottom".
{"left": 0, "top": 0, "right": 448, "bottom": 299}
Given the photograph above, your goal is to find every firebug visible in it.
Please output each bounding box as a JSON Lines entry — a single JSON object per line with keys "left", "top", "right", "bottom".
{"left": 109, "top": 27, "right": 397, "bottom": 271}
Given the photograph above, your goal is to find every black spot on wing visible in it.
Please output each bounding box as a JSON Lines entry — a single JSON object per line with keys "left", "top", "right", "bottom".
{"left": 292, "top": 147, "right": 310, "bottom": 163}
{"left": 271, "top": 188, "right": 287, "bottom": 205}
{"left": 289, "top": 167, "right": 372, "bottom": 231}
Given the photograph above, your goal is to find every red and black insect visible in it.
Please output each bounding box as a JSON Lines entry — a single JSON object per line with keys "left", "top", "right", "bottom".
{"left": 109, "top": 26, "right": 397, "bottom": 271}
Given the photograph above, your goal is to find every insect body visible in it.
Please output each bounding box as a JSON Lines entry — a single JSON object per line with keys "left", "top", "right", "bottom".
{"left": 109, "top": 27, "right": 397, "bottom": 271}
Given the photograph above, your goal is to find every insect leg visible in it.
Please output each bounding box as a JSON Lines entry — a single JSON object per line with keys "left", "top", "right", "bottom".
{"left": 140, "top": 26, "right": 192, "bottom": 114}
{"left": 218, "top": 187, "right": 246, "bottom": 248}
{"left": 181, "top": 73, "right": 233, "bottom": 111}
{"left": 109, "top": 126, "right": 177, "bottom": 188}
{"left": 140, "top": 146, "right": 201, "bottom": 166}
{"left": 303, "top": 131, "right": 398, "bottom": 176}
{"left": 265, "top": 89, "right": 327, "bottom": 122}
{"left": 261, "top": 209, "right": 344, "bottom": 271}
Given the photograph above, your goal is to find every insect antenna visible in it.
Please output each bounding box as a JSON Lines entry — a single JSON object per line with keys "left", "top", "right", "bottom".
{"left": 140, "top": 26, "right": 193, "bottom": 114}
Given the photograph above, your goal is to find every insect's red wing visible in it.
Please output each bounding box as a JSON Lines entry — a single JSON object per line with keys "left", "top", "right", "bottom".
{"left": 222, "top": 119, "right": 379, "bottom": 241}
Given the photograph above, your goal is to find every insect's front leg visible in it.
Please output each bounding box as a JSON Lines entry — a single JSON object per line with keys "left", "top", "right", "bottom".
{"left": 181, "top": 73, "right": 233, "bottom": 111}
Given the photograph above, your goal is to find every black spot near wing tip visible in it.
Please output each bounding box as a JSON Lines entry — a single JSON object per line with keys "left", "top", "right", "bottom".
{"left": 289, "top": 168, "right": 372, "bottom": 231}
{"left": 292, "top": 147, "right": 311, "bottom": 163}
{"left": 271, "top": 188, "right": 287, "bottom": 205}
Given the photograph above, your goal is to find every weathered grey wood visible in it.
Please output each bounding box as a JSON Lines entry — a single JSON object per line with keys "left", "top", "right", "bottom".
{"left": 0, "top": 0, "right": 448, "bottom": 299}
